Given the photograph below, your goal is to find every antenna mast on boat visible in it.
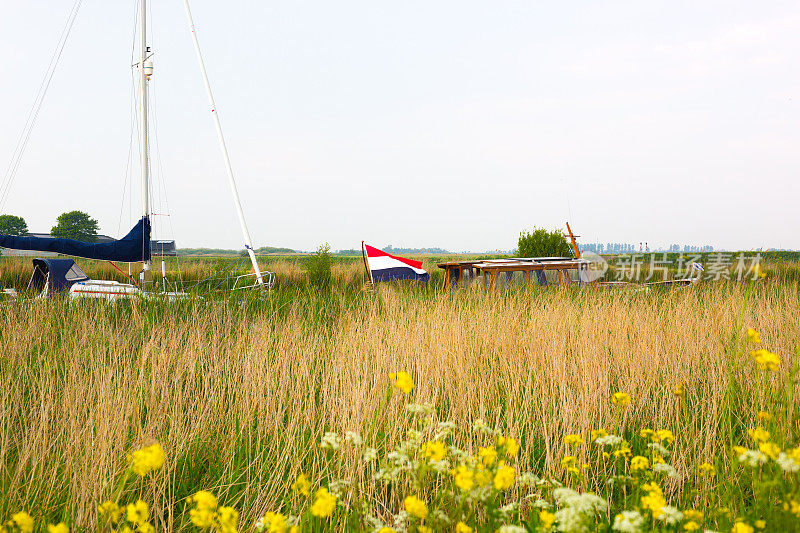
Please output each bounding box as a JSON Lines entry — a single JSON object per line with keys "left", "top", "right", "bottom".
{"left": 181, "top": 0, "right": 265, "bottom": 287}
{"left": 138, "top": 0, "right": 152, "bottom": 282}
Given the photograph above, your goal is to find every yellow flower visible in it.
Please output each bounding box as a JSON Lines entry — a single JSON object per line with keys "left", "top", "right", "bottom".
{"left": 474, "top": 464, "right": 493, "bottom": 487}
{"left": 673, "top": 384, "right": 685, "bottom": 397}
{"left": 191, "top": 490, "right": 219, "bottom": 510}
{"left": 642, "top": 482, "right": 662, "bottom": 494}
{"left": 611, "top": 392, "right": 631, "bottom": 407}
{"left": 754, "top": 520, "right": 766, "bottom": 530}
{"left": 453, "top": 465, "right": 474, "bottom": 491}
{"left": 732, "top": 445, "right": 747, "bottom": 456}
{"left": 560, "top": 455, "right": 577, "bottom": 469}
{"left": 379, "top": 528, "right": 398, "bottom": 533}
{"left": 640, "top": 429, "right": 654, "bottom": 439}
{"left": 731, "top": 523, "right": 754, "bottom": 533}
{"left": 310, "top": 488, "right": 337, "bottom": 518}
{"left": 291, "top": 473, "right": 311, "bottom": 496}
{"left": 390, "top": 371, "right": 414, "bottom": 394}
{"left": 422, "top": 440, "right": 447, "bottom": 462}
{"left": 263, "top": 512, "right": 287, "bottom": 533}
{"left": 455, "top": 523, "right": 472, "bottom": 533}
{"left": 126, "top": 500, "right": 149, "bottom": 525}
{"left": 698, "top": 462, "right": 716, "bottom": 476}
{"left": 289, "top": 527, "right": 299, "bottom": 533}
{"left": 684, "top": 509, "right": 703, "bottom": 521}
{"left": 126, "top": 443, "right": 166, "bottom": 476}
{"left": 10, "top": 512, "right": 34, "bottom": 533}
{"left": 478, "top": 446, "right": 498, "bottom": 466}
{"left": 47, "top": 523, "right": 69, "bottom": 533}
{"left": 138, "top": 523, "right": 155, "bottom": 533}
{"left": 493, "top": 463, "right": 516, "bottom": 490}
{"left": 630, "top": 456, "right": 649, "bottom": 472}
{"left": 497, "top": 436, "right": 520, "bottom": 456}
{"left": 746, "top": 328, "right": 761, "bottom": 343}
{"left": 539, "top": 510, "right": 556, "bottom": 530}
{"left": 98, "top": 501, "right": 123, "bottom": 522}
{"left": 784, "top": 499, "right": 800, "bottom": 517}
{"left": 757, "top": 411, "right": 772, "bottom": 421}
{"left": 655, "top": 429, "right": 674, "bottom": 445}
{"left": 684, "top": 521, "right": 700, "bottom": 531}
{"left": 751, "top": 349, "right": 780, "bottom": 372}
{"left": 591, "top": 429, "right": 608, "bottom": 441}
{"left": 216, "top": 506, "right": 239, "bottom": 533}
{"left": 189, "top": 507, "right": 216, "bottom": 528}
{"left": 641, "top": 490, "right": 666, "bottom": 518}
{"left": 403, "top": 495, "right": 428, "bottom": 520}
{"left": 747, "top": 427, "right": 770, "bottom": 443}
{"left": 758, "top": 442, "right": 781, "bottom": 460}
{"left": 564, "top": 434, "right": 584, "bottom": 446}
{"left": 613, "top": 446, "right": 632, "bottom": 460}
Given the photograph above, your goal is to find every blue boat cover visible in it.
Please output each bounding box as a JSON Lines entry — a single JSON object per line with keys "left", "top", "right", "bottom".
{"left": 0, "top": 217, "right": 150, "bottom": 263}
{"left": 30, "top": 258, "right": 89, "bottom": 293}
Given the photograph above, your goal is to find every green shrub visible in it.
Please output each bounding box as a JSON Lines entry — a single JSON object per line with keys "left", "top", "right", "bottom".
{"left": 307, "top": 243, "right": 333, "bottom": 288}
{"left": 517, "top": 227, "right": 573, "bottom": 258}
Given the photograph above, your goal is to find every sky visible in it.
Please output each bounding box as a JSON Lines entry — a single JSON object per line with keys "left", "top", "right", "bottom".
{"left": 1, "top": 1, "right": 798, "bottom": 252}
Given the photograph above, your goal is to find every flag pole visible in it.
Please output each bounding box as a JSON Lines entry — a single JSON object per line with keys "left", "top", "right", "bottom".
{"left": 361, "top": 241, "right": 374, "bottom": 287}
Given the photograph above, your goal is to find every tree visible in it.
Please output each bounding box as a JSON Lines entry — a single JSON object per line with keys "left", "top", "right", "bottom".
{"left": 0, "top": 215, "right": 28, "bottom": 236}
{"left": 51, "top": 211, "right": 99, "bottom": 242}
{"left": 517, "top": 227, "right": 573, "bottom": 258}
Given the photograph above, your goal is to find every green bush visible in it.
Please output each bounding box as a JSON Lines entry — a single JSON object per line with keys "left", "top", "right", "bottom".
{"left": 307, "top": 243, "right": 333, "bottom": 288}
{"left": 517, "top": 227, "right": 573, "bottom": 258}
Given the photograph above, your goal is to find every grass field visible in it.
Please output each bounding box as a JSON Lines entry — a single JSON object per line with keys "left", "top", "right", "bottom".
{"left": 0, "top": 257, "right": 799, "bottom": 532}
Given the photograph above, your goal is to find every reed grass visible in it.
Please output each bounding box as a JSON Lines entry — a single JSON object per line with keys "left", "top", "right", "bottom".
{"left": 0, "top": 274, "right": 798, "bottom": 530}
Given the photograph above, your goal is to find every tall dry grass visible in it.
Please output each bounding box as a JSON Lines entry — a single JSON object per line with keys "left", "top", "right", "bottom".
{"left": 0, "top": 280, "right": 798, "bottom": 530}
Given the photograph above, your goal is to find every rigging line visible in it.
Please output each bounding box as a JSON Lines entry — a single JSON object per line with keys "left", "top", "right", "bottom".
{"left": 0, "top": 0, "right": 83, "bottom": 213}
{"left": 118, "top": 0, "right": 141, "bottom": 237}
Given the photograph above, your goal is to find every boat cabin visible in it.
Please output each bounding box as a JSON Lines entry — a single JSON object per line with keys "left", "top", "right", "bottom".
{"left": 29, "top": 258, "right": 90, "bottom": 296}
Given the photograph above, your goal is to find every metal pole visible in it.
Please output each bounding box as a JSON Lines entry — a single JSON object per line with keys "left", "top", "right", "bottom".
{"left": 181, "top": 0, "right": 264, "bottom": 286}
{"left": 139, "top": 0, "right": 151, "bottom": 277}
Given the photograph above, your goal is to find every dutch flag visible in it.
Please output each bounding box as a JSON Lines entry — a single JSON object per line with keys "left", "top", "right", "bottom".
{"left": 364, "top": 244, "right": 429, "bottom": 283}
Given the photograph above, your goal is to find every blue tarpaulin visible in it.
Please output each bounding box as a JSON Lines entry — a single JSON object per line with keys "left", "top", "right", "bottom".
{"left": 30, "top": 258, "right": 89, "bottom": 293}
{"left": 0, "top": 217, "right": 150, "bottom": 263}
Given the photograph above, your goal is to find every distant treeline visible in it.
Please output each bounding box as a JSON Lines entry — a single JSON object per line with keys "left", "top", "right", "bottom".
{"left": 178, "top": 246, "right": 296, "bottom": 256}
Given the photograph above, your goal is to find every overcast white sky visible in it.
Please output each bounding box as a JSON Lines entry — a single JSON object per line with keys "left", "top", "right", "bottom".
{"left": 1, "top": 1, "right": 798, "bottom": 251}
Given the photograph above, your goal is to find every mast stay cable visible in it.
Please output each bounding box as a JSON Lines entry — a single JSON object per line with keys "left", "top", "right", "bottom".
{"left": 0, "top": 0, "right": 83, "bottom": 214}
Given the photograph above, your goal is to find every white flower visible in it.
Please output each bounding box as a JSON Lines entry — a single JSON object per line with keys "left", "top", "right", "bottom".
{"left": 496, "top": 527, "right": 526, "bottom": 533}
{"left": 473, "top": 418, "right": 493, "bottom": 434}
{"left": 612, "top": 511, "right": 643, "bottom": 533}
{"left": 344, "top": 431, "right": 363, "bottom": 446}
{"left": 652, "top": 463, "right": 677, "bottom": 477}
{"left": 655, "top": 506, "right": 683, "bottom": 525}
{"left": 595, "top": 435, "right": 624, "bottom": 446}
{"left": 430, "top": 459, "right": 451, "bottom": 473}
{"left": 738, "top": 450, "right": 768, "bottom": 467}
{"left": 254, "top": 517, "right": 265, "bottom": 532}
{"left": 328, "top": 479, "right": 351, "bottom": 497}
{"left": 647, "top": 443, "right": 670, "bottom": 456}
{"left": 518, "top": 472, "right": 540, "bottom": 488}
{"left": 499, "top": 503, "right": 518, "bottom": 518}
{"left": 321, "top": 432, "right": 341, "bottom": 451}
{"left": 432, "top": 510, "right": 451, "bottom": 525}
{"left": 553, "top": 488, "right": 607, "bottom": 532}
{"left": 363, "top": 447, "right": 378, "bottom": 462}
{"left": 776, "top": 452, "right": 800, "bottom": 473}
{"left": 405, "top": 403, "right": 434, "bottom": 416}
{"left": 533, "top": 498, "right": 552, "bottom": 509}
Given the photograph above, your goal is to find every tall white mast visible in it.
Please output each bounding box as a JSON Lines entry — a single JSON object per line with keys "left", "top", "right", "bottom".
{"left": 139, "top": 0, "right": 151, "bottom": 278}
{"left": 181, "top": 0, "right": 265, "bottom": 287}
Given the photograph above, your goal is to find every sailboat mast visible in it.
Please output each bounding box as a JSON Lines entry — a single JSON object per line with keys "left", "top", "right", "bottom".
{"left": 181, "top": 0, "right": 265, "bottom": 287}
{"left": 139, "top": 0, "right": 151, "bottom": 276}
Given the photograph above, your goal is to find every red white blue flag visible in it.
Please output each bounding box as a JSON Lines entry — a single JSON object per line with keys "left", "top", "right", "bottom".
{"left": 364, "top": 244, "right": 429, "bottom": 283}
